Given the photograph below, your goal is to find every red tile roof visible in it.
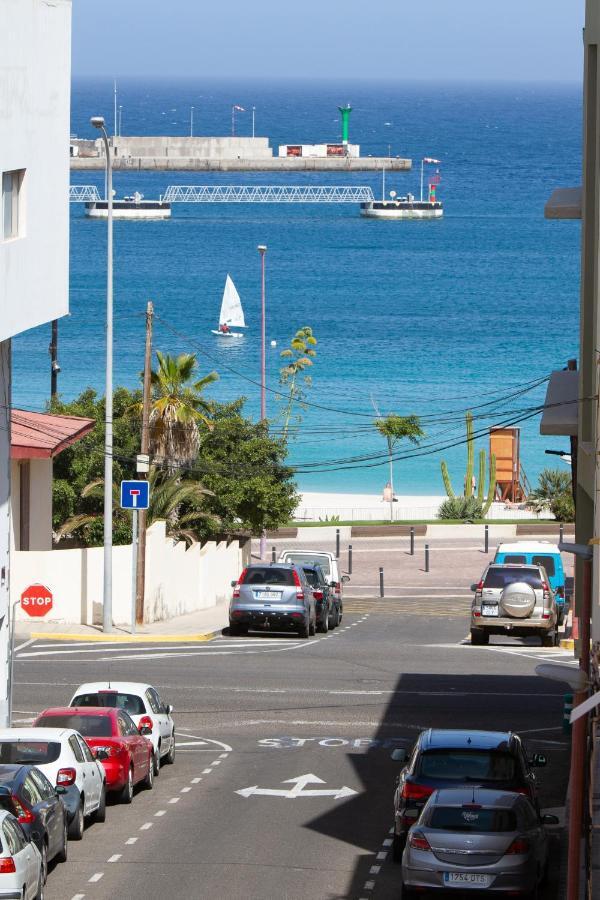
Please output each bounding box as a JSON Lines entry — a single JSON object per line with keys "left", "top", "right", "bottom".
{"left": 11, "top": 409, "right": 95, "bottom": 460}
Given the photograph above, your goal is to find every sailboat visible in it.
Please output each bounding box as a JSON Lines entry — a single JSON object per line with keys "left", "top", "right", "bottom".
{"left": 211, "top": 274, "right": 246, "bottom": 337}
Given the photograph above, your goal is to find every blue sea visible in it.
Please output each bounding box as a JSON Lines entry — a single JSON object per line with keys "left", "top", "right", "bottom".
{"left": 12, "top": 79, "right": 582, "bottom": 495}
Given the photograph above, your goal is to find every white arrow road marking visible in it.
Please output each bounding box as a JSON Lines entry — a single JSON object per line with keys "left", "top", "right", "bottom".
{"left": 236, "top": 773, "right": 357, "bottom": 800}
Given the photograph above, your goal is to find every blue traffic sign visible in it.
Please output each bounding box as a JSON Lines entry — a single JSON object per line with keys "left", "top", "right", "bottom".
{"left": 120, "top": 480, "right": 150, "bottom": 510}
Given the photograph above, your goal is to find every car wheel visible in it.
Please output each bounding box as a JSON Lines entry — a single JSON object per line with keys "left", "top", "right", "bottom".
{"left": 298, "top": 619, "right": 310, "bottom": 639}
{"left": 392, "top": 831, "right": 406, "bottom": 862}
{"left": 94, "top": 784, "right": 107, "bottom": 823}
{"left": 165, "top": 733, "right": 176, "bottom": 765}
{"left": 56, "top": 819, "right": 68, "bottom": 863}
{"left": 317, "top": 611, "right": 329, "bottom": 633}
{"left": 470, "top": 628, "right": 489, "bottom": 646}
{"left": 120, "top": 767, "right": 134, "bottom": 804}
{"left": 68, "top": 799, "right": 84, "bottom": 840}
{"left": 153, "top": 749, "right": 161, "bottom": 776}
{"left": 143, "top": 754, "right": 154, "bottom": 790}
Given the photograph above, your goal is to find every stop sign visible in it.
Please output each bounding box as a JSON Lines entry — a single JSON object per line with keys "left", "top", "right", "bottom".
{"left": 21, "top": 584, "right": 53, "bottom": 618}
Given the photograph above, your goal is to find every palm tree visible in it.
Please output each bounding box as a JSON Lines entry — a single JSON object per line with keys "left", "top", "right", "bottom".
{"left": 528, "top": 468, "right": 573, "bottom": 514}
{"left": 374, "top": 414, "right": 424, "bottom": 521}
{"left": 150, "top": 351, "right": 218, "bottom": 471}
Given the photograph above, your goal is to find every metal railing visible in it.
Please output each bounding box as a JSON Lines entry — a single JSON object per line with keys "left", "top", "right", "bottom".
{"left": 162, "top": 184, "right": 375, "bottom": 203}
{"left": 69, "top": 185, "right": 102, "bottom": 202}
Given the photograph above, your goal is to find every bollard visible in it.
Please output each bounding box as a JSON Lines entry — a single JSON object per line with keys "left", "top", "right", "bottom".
{"left": 563, "top": 693, "right": 573, "bottom": 734}
{"left": 484, "top": 524, "right": 489, "bottom": 554}
{"left": 379, "top": 567, "right": 384, "bottom": 597}
{"left": 425, "top": 543, "right": 430, "bottom": 573}
{"left": 348, "top": 544, "right": 353, "bottom": 575}
{"left": 271, "top": 546, "right": 276, "bottom": 563}
{"left": 336, "top": 528, "right": 340, "bottom": 559}
{"left": 559, "top": 522, "right": 564, "bottom": 544}
{"left": 410, "top": 526, "right": 415, "bottom": 556}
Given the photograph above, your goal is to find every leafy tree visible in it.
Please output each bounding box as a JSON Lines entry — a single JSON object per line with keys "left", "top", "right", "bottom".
{"left": 149, "top": 351, "right": 218, "bottom": 471}
{"left": 198, "top": 399, "right": 298, "bottom": 536}
{"left": 528, "top": 468, "right": 573, "bottom": 515}
{"left": 374, "top": 414, "right": 424, "bottom": 520}
{"left": 278, "top": 326, "right": 317, "bottom": 437}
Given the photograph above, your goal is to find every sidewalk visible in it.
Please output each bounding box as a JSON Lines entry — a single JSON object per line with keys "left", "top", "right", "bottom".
{"left": 15, "top": 602, "right": 230, "bottom": 644}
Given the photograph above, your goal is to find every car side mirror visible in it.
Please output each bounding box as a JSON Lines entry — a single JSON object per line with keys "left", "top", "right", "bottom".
{"left": 470, "top": 583, "right": 478, "bottom": 592}
{"left": 391, "top": 748, "right": 407, "bottom": 763}
{"left": 95, "top": 749, "right": 109, "bottom": 761}
{"left": 139, "top": 725, "right": 152, "bottom": 736}
{"left": 165, "top": 704, "right": 174, "bottom": 715}
{"left": 231, "top": 580, "right": 238, "bottom": 588}
{"left": 542, "top": 814, "right": 559, "bottom": 826}
{"left": 342, "top": 575, "right": 350, "bottom": 583}
{"left": 530, "top": 753, "right": 547, "bottom": 768}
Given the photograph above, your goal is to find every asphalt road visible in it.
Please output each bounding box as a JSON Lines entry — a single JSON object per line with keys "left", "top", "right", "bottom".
{"left": 13, "top": 606, "right": 573, "bottom": 900}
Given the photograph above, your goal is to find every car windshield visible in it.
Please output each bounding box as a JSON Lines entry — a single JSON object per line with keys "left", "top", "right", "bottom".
{"left": 428, "top": 806, "right": 517, "bottom": 832}
{"left": 244, "top": 568, "right": 295, "bottom": 586}
{"left": 283, "top": 554, "right": 331, "bottom": 577}
{"left": 484, "top": 567, "right": 542, "bottom": 589}
{"left": 0, "top": 741, "right": 61, "bottom": 765}
{"left": 532, "top": 555, "right": 556, "bottom": 577}
{"left": 37, "top": 715, "right": 113, "bottom": 737}
{"left": 418, "top": 750, "right": 517, "bottom": 781}
{"left": 72, "top": 692, "right": 145, "bottom": 716}
{"left": 302, "top": 569, "right": 320, "bottom": 587}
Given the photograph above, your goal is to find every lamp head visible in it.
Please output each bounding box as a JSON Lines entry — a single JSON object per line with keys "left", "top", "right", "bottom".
{"left": 257, "top": 244, "right": 267, "bottom": 253}
{"left": 90, "top": 116, "right": 105, "bottom": 130}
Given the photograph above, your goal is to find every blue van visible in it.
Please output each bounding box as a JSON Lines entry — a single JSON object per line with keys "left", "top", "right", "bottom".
{"left": 494, "top": 541, "right": 567, "bottom": 620}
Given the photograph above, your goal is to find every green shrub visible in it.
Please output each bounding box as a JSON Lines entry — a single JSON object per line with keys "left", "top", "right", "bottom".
{"left": 438, "top": 496, "right": 483, "bottom": 521}
{"left": 550, "top": 492, "right": 575, "bottom": 522}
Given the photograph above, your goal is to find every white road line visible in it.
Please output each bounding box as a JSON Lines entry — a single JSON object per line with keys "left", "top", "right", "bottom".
{"left": 174, "top": 733, "right": 233, "bottom": 752}
{"left": 154, "top": 810, "right": 166, "bottom": 816}
{"left": 382, "top": 839, "right": 393, "bottom": 847}
{"left": 376, "top": 851, "right": 387, "bottom": 860}
{"left": 202, "top": 768, "right": 212, "bottom": 774}
{"left": 71, "top": 895, "right": 85, "bottom": 900}
{"left": 168, "top": 798, "right": 180, "bottom": 804}
{"left": 180, "top": 787, "right": 191, "bottom": 793}
{"left": 125, "top": 838, "right": 138, "bottom": 845}
{"left": 219, "top": 753, "right": 229, "bottom": 758}
{"left": 107, "top": 854, "right": 121, "bottom": 863}
{"left": 212, "top": 760, "right": 221, "bottom": 766}
{"left": 88, "top": 874, "right": 103, "bottom": 883}
{"left": 13, "top": 639, "right": 35, "bottom": 653}
{"left": 364, "top": 881, "right": 375, "bottom": 890}
{"left": 140, "top": 822, "right": 152, "bottom": 830}
{"left": 369, "top": 865, "right": 381, "bottom": 875}
{"left": 191, "top": 778, "right": 202, "bottom": 784}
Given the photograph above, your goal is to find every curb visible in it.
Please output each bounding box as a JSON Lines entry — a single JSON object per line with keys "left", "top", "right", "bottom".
{"left": 26, "top": 628, "right": 224, "bottom": 644}
{"left": 559, "top": 638, "right": 574, "bottom": 651}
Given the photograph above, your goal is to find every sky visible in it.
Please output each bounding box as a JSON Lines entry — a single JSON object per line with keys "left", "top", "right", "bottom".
{"left": 72, "top": 0, "right": 585, "bottom": 83}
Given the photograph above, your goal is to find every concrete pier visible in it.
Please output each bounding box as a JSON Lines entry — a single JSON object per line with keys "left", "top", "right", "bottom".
{"left": 71, "top": 156, "right": 411, "bottom": 172}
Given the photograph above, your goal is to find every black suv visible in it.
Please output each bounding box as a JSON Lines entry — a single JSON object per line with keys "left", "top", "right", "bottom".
{"left": 391, "top": 729, "right": 546, "bottom": 861}
{"left": 302, "top": 565, "right": 336, "bottom": 632}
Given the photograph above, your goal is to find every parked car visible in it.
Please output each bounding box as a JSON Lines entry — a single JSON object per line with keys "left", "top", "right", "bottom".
{"left": 470, "top": 563, "right": 558, "bottom": 646}
{"left": 229, "top": 564, "right": 316, "bottom": 638}
{"left": 302, "top": 564, "right": 336, "bottom": 632}
{"left": 68, "top": 682, "right": 176, "bottom": 775}
{"left": 0, "top": 727, "right": 105, "bottom": 840}
{"left": 401, "top": 787, "right": 557, "bottom": 897}
{"left": 391, "top": 729, "right": 546, "bottom": 861}
{"left": 0, "top": 809, "right": 43, "bottom": 900}
{"left": 494, "top": 541, "right": 567, "bottom": 622}
{"left": 278, "top": 550, "right": 348, "bottom": 617}
{"left": 33, "top": 708, "right": 153, "bottom": 804}
{"left": 0, "top": 765, "right": 67, "bottom": 883}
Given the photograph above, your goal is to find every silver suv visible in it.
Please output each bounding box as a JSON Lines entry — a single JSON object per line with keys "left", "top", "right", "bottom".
{"left": 470, "top": 564, "right": 558, "bottom": 647}
{"left": 229, "top": 563, "right": 316, "bottom": 638}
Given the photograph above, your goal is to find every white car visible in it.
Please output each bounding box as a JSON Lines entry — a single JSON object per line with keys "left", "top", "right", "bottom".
{"left": 0, "top": 809, "right": 43, "bottom": 900}
{"left": 69, "top": 682, "right": 175, "bottom": 774}
{"left": 0, "top": 728, "right": 106, "bottom": 840}
{"left": 278, "top": 550, "right": 349, "bottom": 618}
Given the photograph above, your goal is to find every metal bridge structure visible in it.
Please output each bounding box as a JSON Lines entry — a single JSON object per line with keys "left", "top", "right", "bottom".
{"left": 69, "top": 185, "right": 102, "bottom": 202}
{"left": 161, "top": 184, "right": 375, "bottom": 203}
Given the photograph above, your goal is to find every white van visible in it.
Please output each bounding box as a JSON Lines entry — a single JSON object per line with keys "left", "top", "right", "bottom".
{"left": 278, "top": 550, "right": 349, "bottom": 615}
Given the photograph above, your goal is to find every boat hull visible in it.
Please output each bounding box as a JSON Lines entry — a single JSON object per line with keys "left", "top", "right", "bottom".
{"left": 360, "top": 201, "right": 443, "bottom": 219}
{"left": 211, "top": 330, "right": 244, "bottom": 337}
{"left": 85, "top": 201, "right": 171, "bottom": 220}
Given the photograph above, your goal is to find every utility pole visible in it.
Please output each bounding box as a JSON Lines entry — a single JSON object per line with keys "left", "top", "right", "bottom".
{"left": 49, "top": 320, "right": 59, "bottom": 402}
{"left": 135, "top": 301, "right": 153, "bottom": 624}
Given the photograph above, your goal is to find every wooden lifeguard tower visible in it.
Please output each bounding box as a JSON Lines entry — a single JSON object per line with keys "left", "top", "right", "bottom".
{"left": 490, "top": 427, "right": 531, "bottom": 502}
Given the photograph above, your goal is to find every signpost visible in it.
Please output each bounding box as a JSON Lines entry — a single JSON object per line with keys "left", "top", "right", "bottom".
{"left": 120, "top": 481, "right": 150, "bottom": 633}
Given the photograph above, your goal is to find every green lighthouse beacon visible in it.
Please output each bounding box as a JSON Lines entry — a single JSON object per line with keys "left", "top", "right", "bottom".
{"left": 338, "top": 104, "right": 352, "bottom": 153}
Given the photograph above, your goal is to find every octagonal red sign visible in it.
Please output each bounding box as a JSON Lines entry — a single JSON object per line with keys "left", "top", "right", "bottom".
{"left": 21, "top": 584, "right": 53, "bottom": 617}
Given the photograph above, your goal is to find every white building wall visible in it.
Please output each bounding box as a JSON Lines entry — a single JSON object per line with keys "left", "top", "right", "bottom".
{"left": 0, "top": 0, "right": 72, "bottom": 339}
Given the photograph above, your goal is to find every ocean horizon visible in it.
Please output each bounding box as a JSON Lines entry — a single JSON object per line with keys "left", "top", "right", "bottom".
{"left": 12, "top": 78, "right": 581, "bottom": 496}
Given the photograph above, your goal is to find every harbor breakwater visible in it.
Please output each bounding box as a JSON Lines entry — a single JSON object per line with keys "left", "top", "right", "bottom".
{"left": 71, "top": 156, "right": 411, "bottom": 171}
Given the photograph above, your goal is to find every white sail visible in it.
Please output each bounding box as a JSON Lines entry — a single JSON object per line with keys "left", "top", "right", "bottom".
{"left": 219, "top": 275, "right": 246, "bottom": 328}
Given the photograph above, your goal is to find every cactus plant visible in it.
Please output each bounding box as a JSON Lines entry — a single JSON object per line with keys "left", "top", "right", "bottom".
{"left": 440, "top": 411, "right": 497, "bottom": 518}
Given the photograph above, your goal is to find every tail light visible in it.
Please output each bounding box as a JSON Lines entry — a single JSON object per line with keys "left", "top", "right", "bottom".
{"left": 139, "top": 716, "right": 153, "bottom": 731}
{"left": 475, "top": 580, "right": 483, "bottom": 597}
{"left": 506, "top": 837, "right": 530, "bottom": 855}
{"left": 542, "top": 581, "right": 551, "bottom": 602}
{"left": 292, "top": 569, "right": 304, "bottom": 600}
{"left": 11, "top": 796, "right": 34, "bottom": 824}
{"left": 56, "top": 767, "right": 77, "bottom": 786}
{"left": 313, "top": 590, "right": 323, "bottom": 600}
{"left": 0, "top": 859, "right": 16, "bottom": 873}
{"left": 232, "top": 568, "right": 247, "bottom": 599}
{"left": 408, "top": 831, "right": 432, "bottom": 851}
{"left": 334, "top": 582, "right": 341, "bottom": 594}
{"left": 401, "top": 781, "right": 434, "bottom": 802}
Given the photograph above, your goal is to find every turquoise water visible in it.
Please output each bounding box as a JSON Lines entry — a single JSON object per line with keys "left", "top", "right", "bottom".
{"left": 13, "top": 80, "right": 582, "bottom": 494}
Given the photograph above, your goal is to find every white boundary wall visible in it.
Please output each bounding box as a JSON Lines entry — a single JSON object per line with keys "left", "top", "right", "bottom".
{"left": 11, "top": 522, "right": 243, "bottom": 626}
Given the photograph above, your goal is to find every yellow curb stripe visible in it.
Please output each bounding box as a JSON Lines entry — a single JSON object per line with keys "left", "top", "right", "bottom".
{"left": 29, "top": 631, "right": 219, "bottom": 644}
{"left": 559, "top": 639, "right": 574, "bottom": 651}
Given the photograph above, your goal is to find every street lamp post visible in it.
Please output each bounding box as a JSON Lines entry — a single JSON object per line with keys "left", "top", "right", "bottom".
{"left": 91, "top": 115, "right": 114, "bottom": 633}
{"left": 252, "top": 106, "right": 256, "bottom": 138}
{"left": 258, "top": 244, "right": 267, "bottom": 561}
{"left": 190, "top": 106, "right": 194, "bottom": 137}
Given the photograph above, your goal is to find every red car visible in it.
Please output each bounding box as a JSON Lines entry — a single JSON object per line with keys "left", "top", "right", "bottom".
{"left": 33, "top": 707, "right": 154, "bottom": 803}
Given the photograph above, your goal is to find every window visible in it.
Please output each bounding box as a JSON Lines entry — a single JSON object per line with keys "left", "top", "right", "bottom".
{"left": 532, "top": 555, "right": 556, "bottom": 577}
{"left": 418, "top": 750, "right": 517, "bottom": 782}
{"left": 73, "top": 692, "right": 146, "bottom": 716}
{"left": 0, "top": 741, "right": 61, "bottom": 765}
{"left": 78, "top": 739, "right": 95, "bottom": 763}
{"left": 2, "top": 170, "right": 24, "bottom": 240}
{"left": 284, "top": 554, "right": 331, "bottom": 577}
{"left": 484, "top": 567, "right": 542, "bottom": 589}
{"left": 69, "top": 736, "right": 84, "bottom": 763}
{"left": 145, "top": 689, "right": 161, "bottom": 715}
{"left": 502, "top": 555, "right": 526, "bottom": 564}
{"left": 36, "top": 714, "right": 113, "bottom": 738}
{"left": 21, "top": 775, "right": 42, "bottom": 808}
{"left": 120, "top": 712, "right": 139, "bottom": 736}
{"left": 245, "top": 567, "right": 296, "bottom": 586}
{"left": 29, "top": 769, "right": 54, "bottom": 802}
{"left": 428, "top": 806, "right": 516, "bottom": 832}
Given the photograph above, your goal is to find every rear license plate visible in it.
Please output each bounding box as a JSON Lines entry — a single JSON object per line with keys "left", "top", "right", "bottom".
{"left": 255, "top": 591, "right": 281, "bottom": 600}
{"left": 481, "top": 604, "right": 498, "bottom": 617}
{"left": 443, "top": 873, "right": 492, "bottom": 887}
